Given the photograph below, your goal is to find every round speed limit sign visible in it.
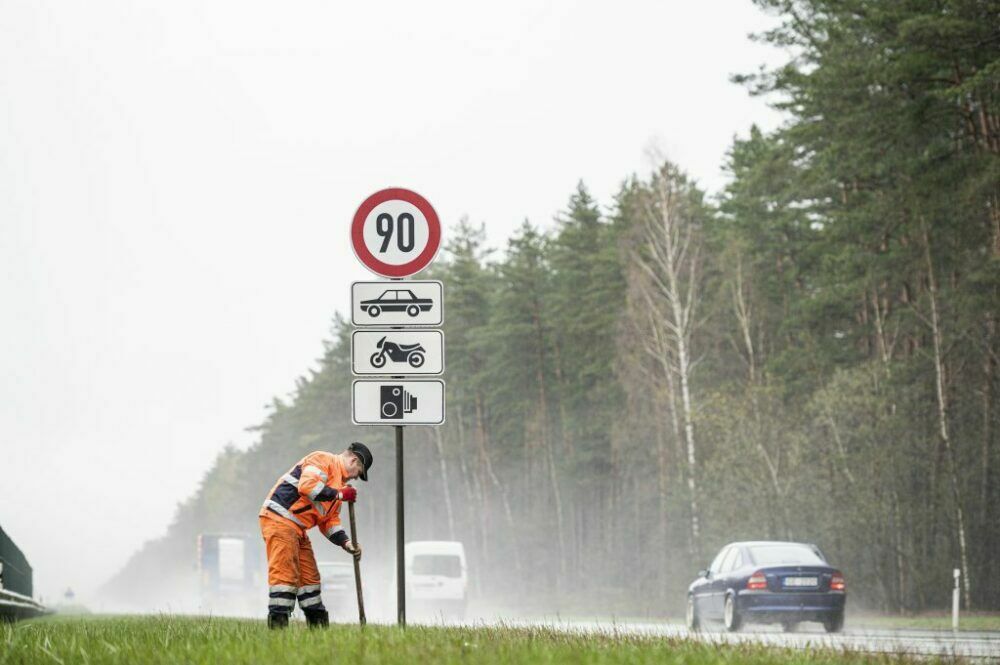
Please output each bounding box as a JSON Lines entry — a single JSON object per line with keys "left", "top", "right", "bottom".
{"left": 351, "top": 188, "right": 442, "bottom": 278}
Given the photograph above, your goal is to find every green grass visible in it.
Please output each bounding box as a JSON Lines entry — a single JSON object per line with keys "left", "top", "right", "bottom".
{"left": 847, "top": 613, "right": 1000, "bottom": 632}
{"left": 0, "top": 616, "right": 955, "bottom": 664}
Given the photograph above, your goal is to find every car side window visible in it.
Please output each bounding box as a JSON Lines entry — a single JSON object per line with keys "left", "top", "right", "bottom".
{"left": 719, "top": 547, "right": 738, "bottom": 573}
{"left": 404, "top": 290, "right": 417, "bottom": 300}
{"left": 728, "top": 549, "right": 743, "bottom": 571}
{"left": 709, "top": 547, "right": 730, "bottom": 574}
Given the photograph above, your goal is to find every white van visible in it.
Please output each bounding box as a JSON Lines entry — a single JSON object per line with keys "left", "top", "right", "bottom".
{"left": 405, "top": 541, "right": 467, "bottom": 619}
{"left": 317, "top": 560, "right": 354, "bottom": 605}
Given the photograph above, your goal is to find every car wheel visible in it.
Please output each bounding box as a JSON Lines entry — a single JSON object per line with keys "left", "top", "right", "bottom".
{"left": 823, "top": 612, "right": 844, "bottom": 634}
{"left": 685, "top": 595, "right": 701, "bottom": 632}
{"left": 781, "top": 621, "right": 798, "bottom": 633}
{"left": 723, "top": 594, "right": 742, "bottom": 632}
{"left": 407, "top": 305, "right": 420, "bottom": 317}
{"left": 369, "top": 306, "right": 381, "bottom": 317}
{"left": 408, "top": 352, "right": 425, "bottom": 368}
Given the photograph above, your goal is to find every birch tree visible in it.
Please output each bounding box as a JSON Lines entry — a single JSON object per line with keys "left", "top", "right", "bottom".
{"left": 629, "top": 163, "right": 706, "bottom": 553}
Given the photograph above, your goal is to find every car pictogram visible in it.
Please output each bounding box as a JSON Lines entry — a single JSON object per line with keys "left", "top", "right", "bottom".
{"left": 359, "top": 289, "right": 434, "bottom": 318}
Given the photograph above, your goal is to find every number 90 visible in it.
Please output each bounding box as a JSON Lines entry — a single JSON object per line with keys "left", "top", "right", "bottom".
{"left": 376, "top": 213, "right": 415, "bottom": 253}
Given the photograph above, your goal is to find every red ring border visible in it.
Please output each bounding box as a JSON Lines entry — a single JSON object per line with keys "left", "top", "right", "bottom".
{"left": 351, "top": 188, "right": 441, "bottom": 278}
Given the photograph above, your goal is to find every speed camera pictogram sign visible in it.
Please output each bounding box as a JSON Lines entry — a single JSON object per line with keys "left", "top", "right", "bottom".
{"left": 351, "top": 188, "right": 442, "bottom": 278}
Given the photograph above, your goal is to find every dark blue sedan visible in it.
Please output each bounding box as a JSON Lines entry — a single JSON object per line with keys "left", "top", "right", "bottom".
{"left": 686, "top": 541, "right": 845, "bottom": 633}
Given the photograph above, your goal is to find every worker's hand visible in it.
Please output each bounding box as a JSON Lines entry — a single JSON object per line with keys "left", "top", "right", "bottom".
{"left": 339, "top": 486, "right": 357, "bottom": 502}
{"left": 344, "top": 539, "right": 362, "bottom": 561}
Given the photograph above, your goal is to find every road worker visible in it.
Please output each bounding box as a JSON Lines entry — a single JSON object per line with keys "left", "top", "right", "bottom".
{"left": 258, "top": 442, "right": 373, "bottom": 628}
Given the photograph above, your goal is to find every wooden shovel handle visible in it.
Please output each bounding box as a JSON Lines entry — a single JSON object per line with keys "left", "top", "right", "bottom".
{"left": 348, "top": 501, "right": 366, "bottom": 626}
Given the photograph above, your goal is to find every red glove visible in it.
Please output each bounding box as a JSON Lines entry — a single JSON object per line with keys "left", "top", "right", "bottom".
{"left": 339, "top": 486, "right": 357, "bottom": 502}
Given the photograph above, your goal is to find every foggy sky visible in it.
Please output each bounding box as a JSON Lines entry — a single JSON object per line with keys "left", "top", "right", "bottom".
{"left": 0, "top": 0, "right": 783, "bottom": 604}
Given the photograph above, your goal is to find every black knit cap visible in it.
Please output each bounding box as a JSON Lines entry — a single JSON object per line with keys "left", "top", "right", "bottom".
{"left": 349, "top": 441, "right": 373, "bottom": 481}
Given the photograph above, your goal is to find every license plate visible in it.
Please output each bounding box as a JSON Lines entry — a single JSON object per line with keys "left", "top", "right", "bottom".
{"left": 783, "top": 577, "right": 818, "bottom": 587}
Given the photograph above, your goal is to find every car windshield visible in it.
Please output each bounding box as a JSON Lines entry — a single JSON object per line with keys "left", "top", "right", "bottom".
{"left": 748, "top": 544, "right": 825, "bottom": 566}
{"left": 378, "top": 291, "right": 395, "bottom": 300}
{"left": 411, "top": 554, "right": 462, "bottom": 578}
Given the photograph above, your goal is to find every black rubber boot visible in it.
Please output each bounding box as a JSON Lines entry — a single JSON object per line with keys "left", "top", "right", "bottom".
{"left": 304, "top": 609, "right": 329, "bottom": 628}
{"left": 267, "top": 612, "right": 289, "bottom": 629}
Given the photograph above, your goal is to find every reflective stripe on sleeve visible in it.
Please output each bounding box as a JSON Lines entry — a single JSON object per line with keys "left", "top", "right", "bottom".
{"left": 324, "top": 524, "right": 345, "bottom": 539}
{"left": 307, "top": 483, "right": 326, "bottom": 501}
{"left": 302, "top": 465, "right": 328, "bottom": 483}
{"left": 266, "top": 500, "right": 306, "bottom": 527}
{"left": 281, "top": 474, "right": 299, "bottom": 488}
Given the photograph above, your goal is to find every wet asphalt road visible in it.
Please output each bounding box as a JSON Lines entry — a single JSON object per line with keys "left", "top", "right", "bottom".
{"left": 478, "top": 619, "right": 1000, "bottom": 660}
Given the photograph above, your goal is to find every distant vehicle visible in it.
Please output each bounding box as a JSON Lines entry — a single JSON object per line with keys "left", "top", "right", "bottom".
{"left": 317, "top": 560, "right": 354, "bottom": 605}
{"left": 197, "top": 533, "right": 262, "bottom": 614}
{"left": 406, "top": 541, "right": 467, "bottom": 619}
{"left": 360, "top": 289, "right": 433, "bottom": 318}
{"left": 686, "top": 541, "right": 845, "bottom": 633}
{"left": 371, "top": 336, "right": 426, "bottom": 369}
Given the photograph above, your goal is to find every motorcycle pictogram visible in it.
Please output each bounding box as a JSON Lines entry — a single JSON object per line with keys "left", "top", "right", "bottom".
{"left": 370, "top": 336, "right": 426, "bottom": 369}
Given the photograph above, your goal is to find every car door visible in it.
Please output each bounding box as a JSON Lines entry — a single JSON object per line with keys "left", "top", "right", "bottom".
{"left": 709, "top": 546, "right": 739, "bottom": 617}
{"left": 693, "top": 547, "right": 728, "bottom": 618}
{"left": 720, "top": 547, "right": 745, "bottom": 600}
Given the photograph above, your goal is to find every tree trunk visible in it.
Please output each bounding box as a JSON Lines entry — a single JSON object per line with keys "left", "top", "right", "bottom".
{"left": 475, "top": 392, "right": 523, "bottom": 576}
{"left": 922, "top": 224, "right": 972, "bottom": 610}
{"left": 632, "top": 172, "right": 704, "bottom": 554}
{"left": 552, "top": 339, "right": 572, "bottom": 455}
{"left": 431, "top": 426, "right": 456, "bottom": 540}
{"left": 982, "top": 312, "right": 995, "bottom": 516}
{"left": 733, "top": 258, "right": 792, "bottom": 535}
{"left": 531, "top": 301, "right": 568, "bottom": 581}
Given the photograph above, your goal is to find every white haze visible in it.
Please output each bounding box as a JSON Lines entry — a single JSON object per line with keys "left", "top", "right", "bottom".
{"left": 0, "top": 1, "right": 783, "bottom": 605}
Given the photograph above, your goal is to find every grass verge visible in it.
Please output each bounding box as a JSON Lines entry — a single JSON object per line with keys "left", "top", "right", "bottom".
{"left": 0, "top": 615, "right": 958, "bottom": 664}
{"left": 847, "top": 613, "right": 1000, "bottom": 632}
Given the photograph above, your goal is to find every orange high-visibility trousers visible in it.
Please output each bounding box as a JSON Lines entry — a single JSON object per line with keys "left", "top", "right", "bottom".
{"left": 260, "top": 515, "right": 324, "bottom": 614}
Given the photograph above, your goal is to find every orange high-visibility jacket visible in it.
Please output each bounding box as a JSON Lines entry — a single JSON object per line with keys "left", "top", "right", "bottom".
{"left": 259, "top": 451, "right": 349, "bottom": 545}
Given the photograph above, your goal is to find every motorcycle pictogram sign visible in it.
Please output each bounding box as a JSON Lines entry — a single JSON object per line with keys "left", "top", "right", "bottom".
{"left": 351, "top": 330, "right": 444, "bottom": 375}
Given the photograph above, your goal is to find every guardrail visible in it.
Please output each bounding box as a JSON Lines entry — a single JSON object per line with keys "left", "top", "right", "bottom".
{"left": 0, "top": 525, "right": 32, "bottom": 597}
{"left": 0, "top": 588, "right": 48, "bottom": 622}
{"left": 0, "top": 525, "right": 46, "bottom": 621}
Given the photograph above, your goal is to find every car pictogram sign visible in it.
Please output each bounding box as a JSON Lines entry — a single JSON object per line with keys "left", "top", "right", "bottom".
{"left": 351, "top": 188, "right": 441, "bottom": 278}
{"left": 351, "top": 280, "right": 443, "bottom": 326}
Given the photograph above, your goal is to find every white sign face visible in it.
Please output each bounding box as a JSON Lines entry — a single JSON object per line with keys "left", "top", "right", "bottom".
{"left": 352, "top": 329, "right": 444, "bottom": 375}
{"left": 351, "top": 281, "right": 443, "bottom": 327}
{"left": 361, "top": 200, "right": 431, "bottom": 266}
{"left": 352, "top": 379, "right": 446, "bottom": 425}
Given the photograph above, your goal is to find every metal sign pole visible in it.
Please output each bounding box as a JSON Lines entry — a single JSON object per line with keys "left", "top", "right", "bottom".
{"left": 349, "top": 188, "right": 443, "bottom": 630}
{"left": 396, "top": 424, "right": 405, "bottom": 626}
